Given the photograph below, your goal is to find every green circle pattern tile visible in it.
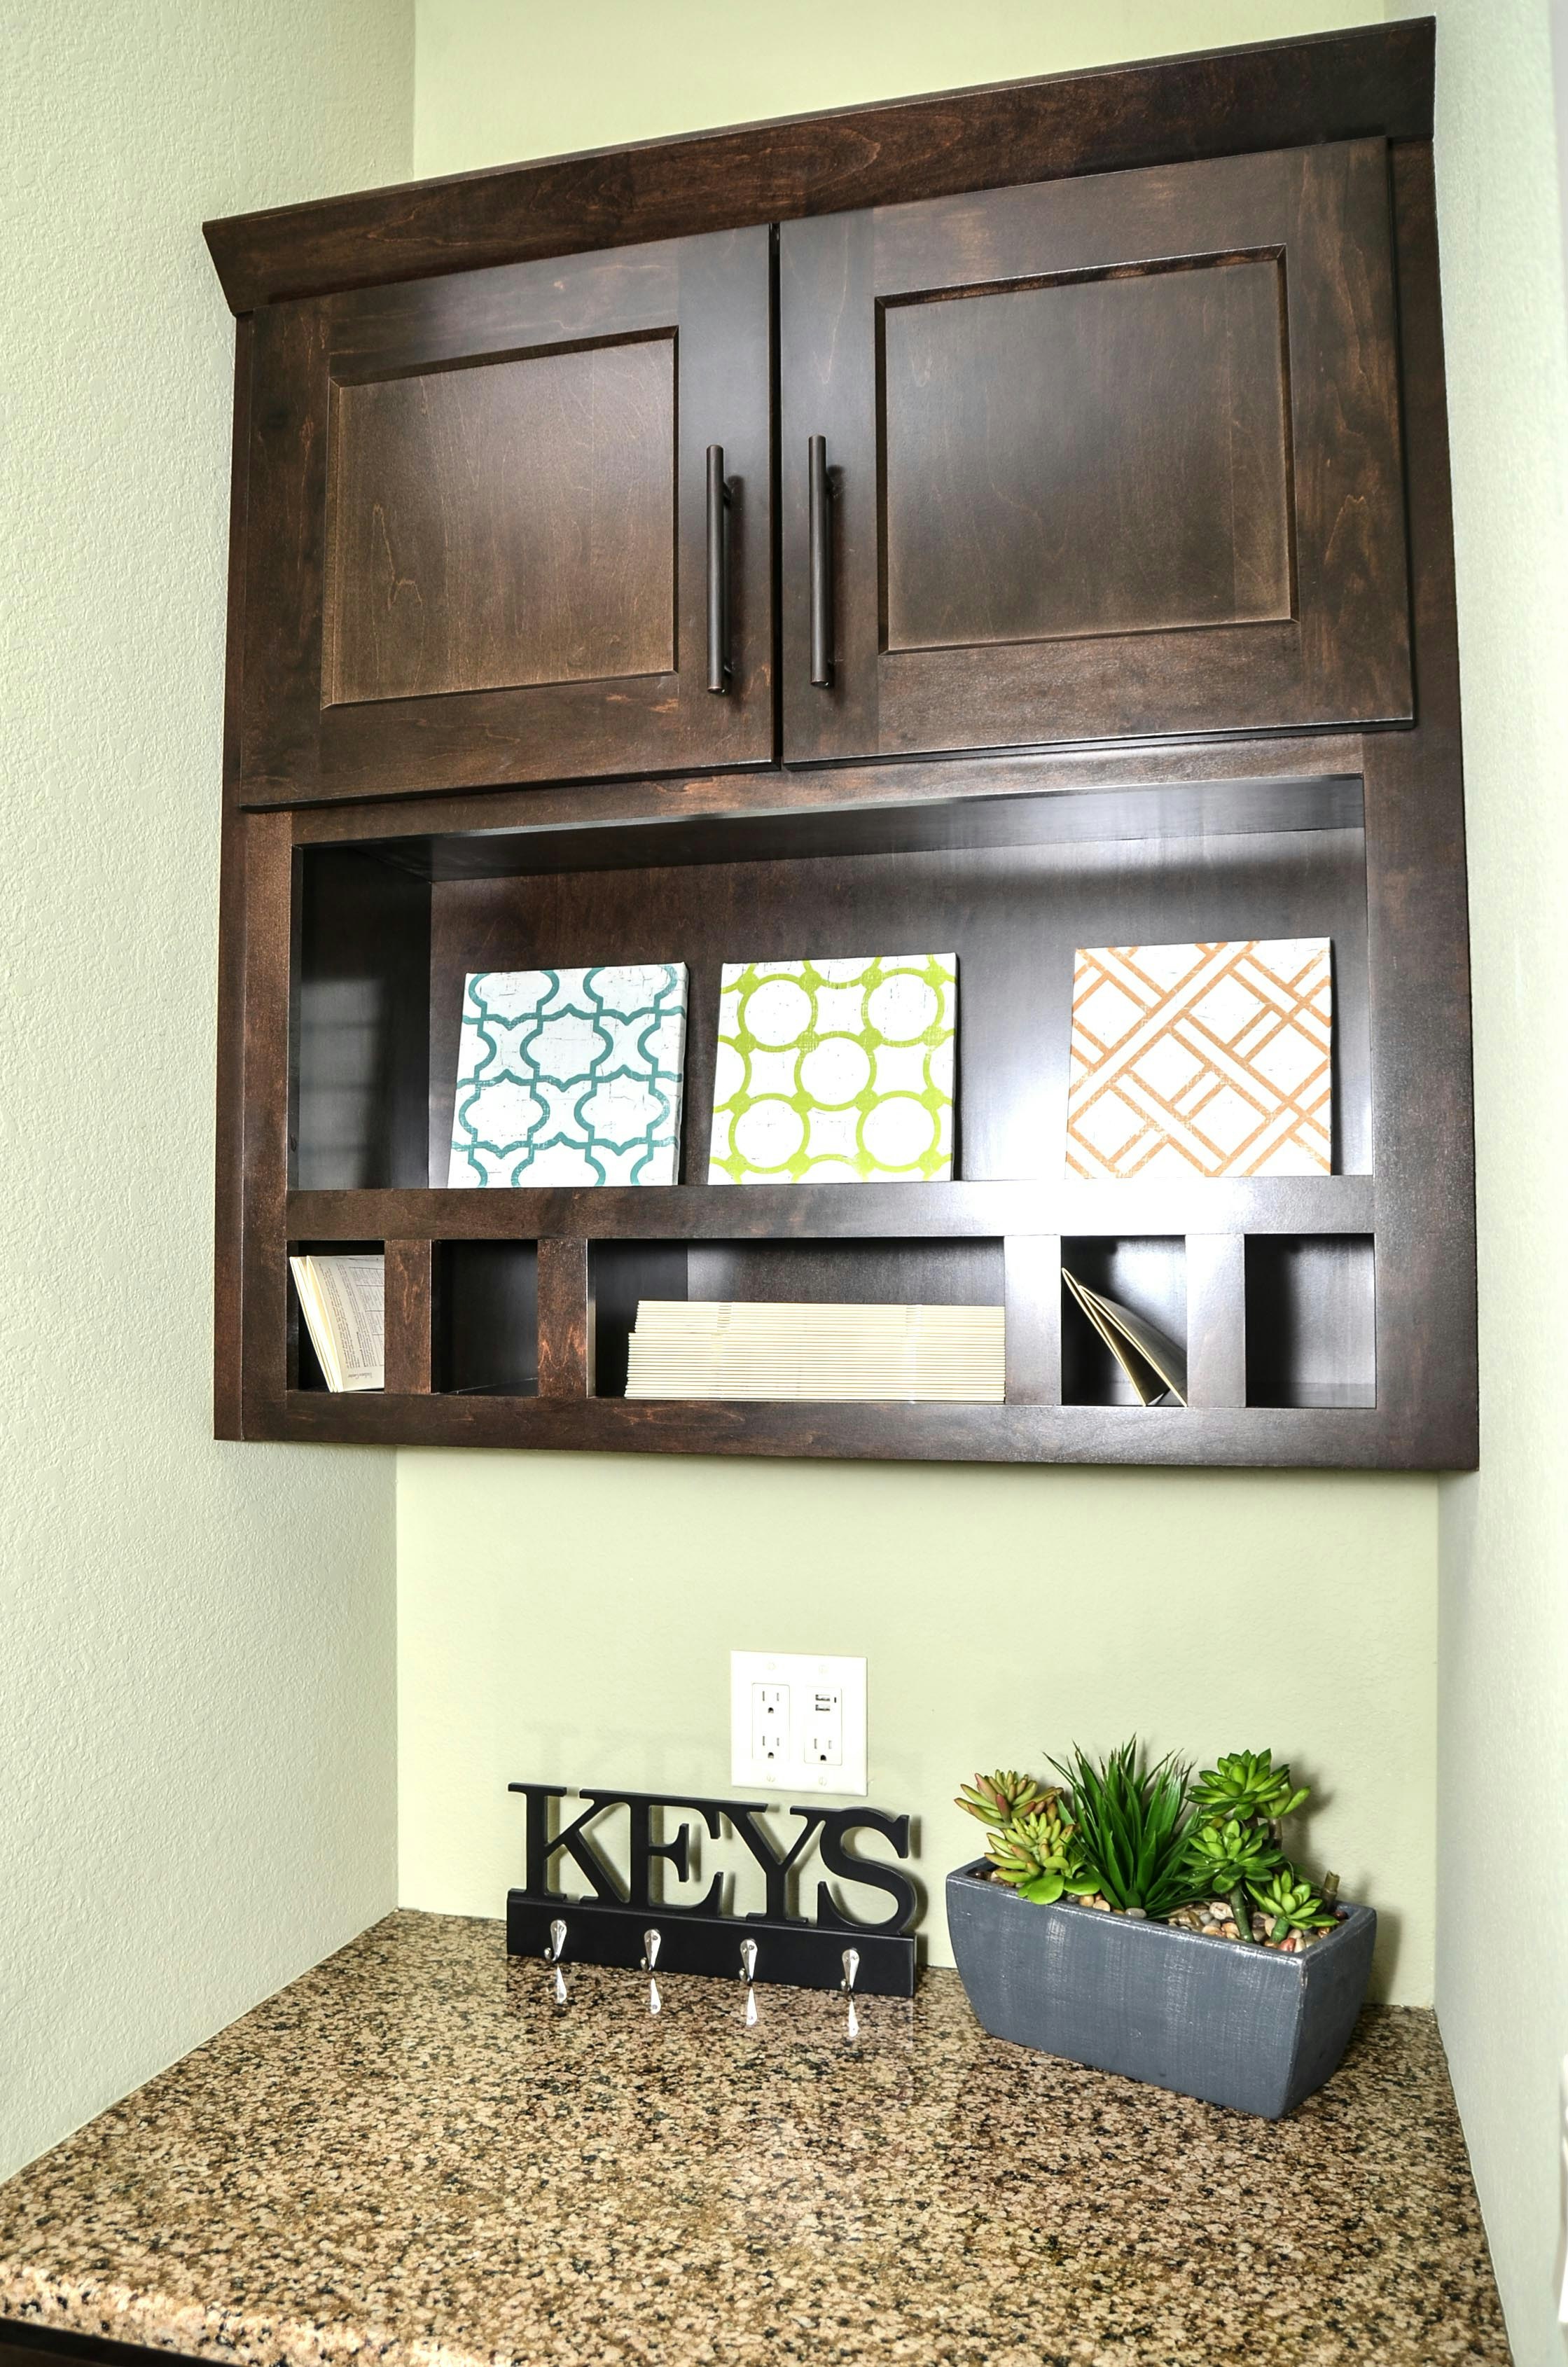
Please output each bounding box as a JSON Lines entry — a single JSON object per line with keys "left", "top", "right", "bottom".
{"left": 708, "top": 954, "right": 957, "bottom": 1184}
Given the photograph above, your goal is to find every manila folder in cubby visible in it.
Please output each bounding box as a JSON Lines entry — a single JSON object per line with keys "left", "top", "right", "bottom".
{"left": 1062, "top": 1269, "right": 1188, "bottom": 1408}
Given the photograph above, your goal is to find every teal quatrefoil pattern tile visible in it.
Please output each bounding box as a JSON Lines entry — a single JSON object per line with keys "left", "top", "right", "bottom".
{"left": 708, "top": 954, "right": 957, "bottom": 1184}
{"left": 448, "top": 964, "right": 688, "bottom": 1187}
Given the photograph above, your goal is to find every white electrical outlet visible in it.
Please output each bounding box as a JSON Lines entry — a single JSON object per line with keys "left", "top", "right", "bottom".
{"left": 730, "top": 1651, "right": 867, "bottom": 1794}
{"left": 751, "top": 1682, "right": 789, "bottom": 1766}
{"left": 803, "top": 1684, "right": 842, "bottom": 1768}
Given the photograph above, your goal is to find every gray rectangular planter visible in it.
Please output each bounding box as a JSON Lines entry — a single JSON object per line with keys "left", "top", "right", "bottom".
{"left": 946, "top": 1859, "right": 1376, "bottom": 2118}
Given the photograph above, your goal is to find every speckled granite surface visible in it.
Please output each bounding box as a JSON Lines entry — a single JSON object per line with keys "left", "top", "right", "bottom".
{"left": 0, "top": 1910, "right": 1508, "bottom": 2367}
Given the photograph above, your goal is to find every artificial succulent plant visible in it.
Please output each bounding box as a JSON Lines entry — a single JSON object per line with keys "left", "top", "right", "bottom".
{"left": 954, "top": 1769, "right": 1052, "bottom": 1830}
{"left": 983, "top": 1801, "right": 1098, "bottom": 1906}
{"left": 1250, "top": 1869, "right": 1340, "bottom": 1943}
{"left": 958, "top": 1740, "right": 1344, "bottom": 1950}
{"left": 1047, "top": 1738, "right": 1198, "bottom": 1920}
{"left": 1191, "top": 1749, "right": 1310, "bottom": 1832}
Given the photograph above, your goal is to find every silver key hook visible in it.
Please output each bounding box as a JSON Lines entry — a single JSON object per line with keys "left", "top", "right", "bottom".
{"left": 841, "top": 1947, "right": 861, "bottom": 2041}
{"left": 545, "top": 1919, "right": 568, "bottom": 2004}
{"left": 739, "top": 1938, "right": 758, "bottom": 1983}
{"left": 641, "top": 1927, "right": 662, "bottom": 2015}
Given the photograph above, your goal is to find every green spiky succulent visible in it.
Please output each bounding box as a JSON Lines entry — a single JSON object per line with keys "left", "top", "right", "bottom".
{"left": 986, "top": 1804, "right": 1098, "bottom": 1906}
{"left": 1192, "top": 1749, "right": 1309, "bottom": 1829}
{"left": 1250, "top": 1869, "right": 1338, "bottom": 1943}
{"left": 1049, "top": 1738, "right": 1198, "bottom": 1920}
{"left": 955, "top": 1769, "right": 1053, "bottom": 1831}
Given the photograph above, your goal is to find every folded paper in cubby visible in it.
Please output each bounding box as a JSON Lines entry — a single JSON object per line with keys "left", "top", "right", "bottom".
{"left": 289, "top": 1254, "right": 384, "bottom": 1393}
{"left": 1067, "top": 938, "right": 1331, "bottom": 1180}
{"left": 708, "top": 954, "right": 956, "bottom": 1184}
{"left": 1062, "top": 1269, "right": 1188, "bottom": 1407}
{"left": 449, "top": 965, "right": 687, "bottom": 1187}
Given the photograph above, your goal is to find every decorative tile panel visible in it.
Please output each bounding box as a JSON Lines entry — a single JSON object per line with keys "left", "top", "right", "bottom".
{"left": 709, "top": 955, "right": 957, "bottom": 1184}
{"left": 1067, "top": 939, "right": 1332, "bottom": 1179}
{"left": 449, "top": 964, "right": 687, "bottom": 1186}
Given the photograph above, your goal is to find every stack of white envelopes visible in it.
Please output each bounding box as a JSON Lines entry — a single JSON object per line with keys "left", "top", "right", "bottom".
{"left": 624, "top": 1300, "right": 1005, "bottom": 1402}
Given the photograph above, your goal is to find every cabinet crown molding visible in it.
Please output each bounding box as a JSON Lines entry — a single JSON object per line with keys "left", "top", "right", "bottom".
{"left": 202, "top": 18, "right": 1435, "bottom": 316}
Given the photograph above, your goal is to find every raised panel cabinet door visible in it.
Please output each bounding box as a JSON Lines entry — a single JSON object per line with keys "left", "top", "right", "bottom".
{"left": 240, "top": 228, "right": 773, "bottom": 805}
{"left": 779, "top": 142, "right": 1410, "bottom": 762}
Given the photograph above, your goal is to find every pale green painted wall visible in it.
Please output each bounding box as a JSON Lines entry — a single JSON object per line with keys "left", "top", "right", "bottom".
{"left": 400, "top": 1452, "right": 1436, "bottom": 1995}
{"left": 414, "top": 0, "right": 1384, "bottom": 176}
{"left": 1424, "top": 1, "right": 1568, "bottom": 2360}
{"left": 401, "top": 0, "right": 1441, "bottom": 2017}
{"left": 0, "top": 0, "right": 412, "bottom": 2176}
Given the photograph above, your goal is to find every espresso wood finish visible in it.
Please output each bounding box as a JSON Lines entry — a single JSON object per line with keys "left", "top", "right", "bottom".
{"left": 1364, "top": 139, "right": 1476, "bottom": 1457}
{"left": 324, "top": 337, "right": 678, "bottom": 706}
{"left": 384, "top": 1239, "right": 434, "bottom": 1394}
{"left": 289, "top": 1176, "right": 1373, "bottom": 1244}
{"left": 289, "top": 737, "right": 1367, "bottom": 852}
{"left": 204, "top": 22, "right": 1434, "bottom": 312}
{"left": 781, "top": 141, "right": 1410, "bottom": 761}
{"left": 536, "top": 1237, "right": 591, "bottom": 1397}
{"left": 207, "top": 24, "right": 1477, "bottom": 1471}
{"left": 240, "top": 229, "right": 773, "bottom": 804}
{"left": 1004, "top": 1235, "right": 1062, "bottom": 1406}
{"left": 1245, "top": 1235, "right": 1377, "bottom": 1408}
{"left": 294, "top": 845, "right": 429, "bottom": 1190}
{"left": 214, "top": 319, "right": 256, "bottom": 1441}
{"left": 258, "top": 1389, "right": 1437, "bottom": 1469}
{"left": 438, "top": 1243, "right": 539, "bottom": 1395}
{"left": 1186, "top": 1233, "right": 1249, "bottom": 1410}
{"left": 880, "top": 256, "right": 1293, "bottom": 649}
{"left": 237, "top": 810, "right": 295, "bottom": 1438}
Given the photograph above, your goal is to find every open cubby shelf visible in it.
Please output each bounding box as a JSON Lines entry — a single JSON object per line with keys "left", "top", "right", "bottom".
{"left": 248, "top": 754, "right": 1467, "bottom": 1464}
{"left": 293, "top": 775, "right": 1373, "bottom": 1197}
{"left": 286, "top": 1224, "right": 1377, "bottom": 1419}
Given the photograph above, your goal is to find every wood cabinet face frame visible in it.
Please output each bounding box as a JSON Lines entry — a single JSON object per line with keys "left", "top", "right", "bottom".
{"left": 210, "top": 24, "right": 1478, "bottom": 1471}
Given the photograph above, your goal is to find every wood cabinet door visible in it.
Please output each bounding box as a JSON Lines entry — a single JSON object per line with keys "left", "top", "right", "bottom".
{"left": 779, "top": 142, "right": 1409, "bottom": 763}
{"left": 240, "top": 230, "right": 773, "bottom": 804}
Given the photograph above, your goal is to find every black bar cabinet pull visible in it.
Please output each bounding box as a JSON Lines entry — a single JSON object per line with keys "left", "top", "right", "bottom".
{"left": 705, "top": 443, "right": 731, "bottom": 694}
{"left": 808, "top": 433, "right": 833, "bottom": 688}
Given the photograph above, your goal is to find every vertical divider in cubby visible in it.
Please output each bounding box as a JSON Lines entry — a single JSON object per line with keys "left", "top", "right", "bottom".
{"left": 1184, "top": 1235, "right": 1247, "bottom": 1409}
{"left": 384, "top": 1240, "right": 434, "bottom": 1395}
{"left": 536, "top": 1239, "right": 591, "bottom": 1398}
{"left": 1003, "top": 1237, "right": 1062, "bottom": 1405}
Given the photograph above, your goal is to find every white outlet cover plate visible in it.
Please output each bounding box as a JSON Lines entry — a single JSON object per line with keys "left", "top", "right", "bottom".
{"left": 730, "top": 1651, "right": 868, "bottom": 1796}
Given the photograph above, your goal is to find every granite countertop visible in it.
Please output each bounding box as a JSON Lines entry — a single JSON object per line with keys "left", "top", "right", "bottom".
{"left": 0, "top": 1910, "right": 1507, "bottom": 2367}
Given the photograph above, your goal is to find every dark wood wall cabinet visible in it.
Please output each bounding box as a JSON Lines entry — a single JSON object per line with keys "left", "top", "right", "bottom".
{"left": 207, "top": 20, "right": 1478, "bottom": 1469}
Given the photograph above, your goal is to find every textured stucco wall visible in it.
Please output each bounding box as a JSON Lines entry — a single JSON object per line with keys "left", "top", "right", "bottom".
{"left": 1424, "top": 1, "right": 1568, "bottom": 2359}
{"left": 398, "top": 0, "right": 1439, "bottom": 2025}
{"left": 0, "top": 0, "right": 412, "bottom": 2177}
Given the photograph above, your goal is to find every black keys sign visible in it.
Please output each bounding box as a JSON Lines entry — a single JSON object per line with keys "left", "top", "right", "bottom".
{"left": 507, "top": 1784, "right": 918, "bottom": 1995}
